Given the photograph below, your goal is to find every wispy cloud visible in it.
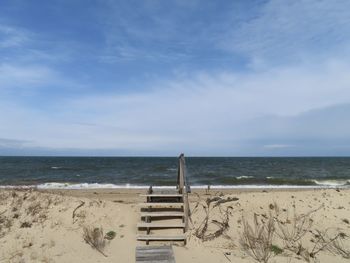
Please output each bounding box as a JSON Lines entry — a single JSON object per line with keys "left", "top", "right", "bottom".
{"left": 6, "top": 57, "right": 344, "bottom": 155}
{"left": 221, "top": 0, "right": 350, "bottom": 67}
{"left": 97, "top": 1, "right": 228, "bottom": 63}
{"left": 0, "top": 24, "right": 29, "bottom": 48}
{"left": 0, "top": 63, "right": 59, "bottom": 89}
{"left": 0, "top": 138, "right": 31, "bottom": 148}
{"left": 1, "top": 0, "right": 350, "bottom": 156}
{"left": 264, "top": 144, "right": 294, "bottom": 149}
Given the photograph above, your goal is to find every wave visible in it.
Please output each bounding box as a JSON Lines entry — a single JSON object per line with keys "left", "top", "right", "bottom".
{"left": 235, "top": 176, "right": 254, "bottom": 179}
{"left": 260, "top": 178, "right": 350, "bottom": 187}
{"left": 312, "top": 179, "right": 350, "bottom": 186}
{"left": 51, "top": 166, "right": 62, "bottom": 169}
{"left": 38, "top": 183, "right": 153, "bottom": 189}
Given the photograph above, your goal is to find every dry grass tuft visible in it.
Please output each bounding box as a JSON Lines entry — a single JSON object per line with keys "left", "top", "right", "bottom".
{"left": 310, "top": 229, "right": 350, "bottom": 259}
{"left": 239, "top": 213, "right": 275, "bottom": 263}
{"left": 83, "top": 226, "right": 107, "bottom": 257}
{"left": 0, "top": 213, "right": 13, "bottom": 238}
{"left": 238, "top": 202, "right": 349, "bottom": 263}
{"left": 27, "top": 202, "right": 42, "bottom": 216}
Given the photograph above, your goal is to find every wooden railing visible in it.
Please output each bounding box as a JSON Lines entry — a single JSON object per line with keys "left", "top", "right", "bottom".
{"left": 177, "top": 153, "right": 191, "bottom": 231}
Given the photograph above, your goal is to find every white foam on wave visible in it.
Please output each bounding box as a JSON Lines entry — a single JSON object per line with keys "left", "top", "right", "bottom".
{"left": 51, "top": 166, "right": 62, "bottom": 169}
{"left": 0, "top": 185, "right": 36, "bottom": 189}
{"left": 36, "top": 183, "right": 179, "bottom": 190}
{"left": 37, "top": 182, "right": 153, "bottom": 189}
{"left": 190, "top": 184, "right": 348, "bottom": 189}
{"left": 235, "top": 176, "right": 254, "bottom": 179}
{"left": 312, "top": 179, "right": 350, "bottom": 186}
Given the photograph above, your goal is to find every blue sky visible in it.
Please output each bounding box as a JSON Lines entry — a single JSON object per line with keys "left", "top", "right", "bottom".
{"left": 1, "top": 0, "right": 350, "bottom": 156}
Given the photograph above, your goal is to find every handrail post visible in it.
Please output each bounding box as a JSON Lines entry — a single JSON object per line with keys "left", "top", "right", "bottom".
{"left": 177, "top": 153, "right": 190, "bottom": 232}
{"left": 177, "top": 153, "right": 185, "bottom": 194}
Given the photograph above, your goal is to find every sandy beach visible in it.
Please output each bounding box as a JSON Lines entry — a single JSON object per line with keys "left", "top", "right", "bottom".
{"left": 0, "top": 188, "right": 349, "bottom": 263}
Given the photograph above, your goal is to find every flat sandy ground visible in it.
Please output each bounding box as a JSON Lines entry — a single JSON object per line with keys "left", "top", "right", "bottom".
{"left": 0, "top": 188, "right": 349, "bottom": 262}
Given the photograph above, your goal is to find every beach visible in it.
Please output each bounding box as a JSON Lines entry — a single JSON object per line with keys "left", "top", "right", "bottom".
{"left": 0, "top": 187, "right": 349, "bottom": 263}
{"left": 2, "top": 1, "right": 350, "bottom": 262}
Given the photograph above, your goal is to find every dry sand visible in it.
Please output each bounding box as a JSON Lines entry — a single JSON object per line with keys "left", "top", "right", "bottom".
{"left": 0, "top": 188, "right": 349, "bottom": 262}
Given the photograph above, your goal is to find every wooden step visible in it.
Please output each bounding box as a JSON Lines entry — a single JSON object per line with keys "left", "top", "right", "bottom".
{"left": 141, "top": 212, "right": 184, "bottom": 218}
{"left": 137, "top": 235, "right": 186, "bottom": 241}
{"left": 140, "top": 194, "right": 183, "bottom": 197}
{"left": 138, "top": 202, "right": 184, "bottom": 208}
{"left": 137, "top": 222, "right": 185, "bottom": 229}
{"left": 136, "top": 245, "right": 176, "bottom": 262}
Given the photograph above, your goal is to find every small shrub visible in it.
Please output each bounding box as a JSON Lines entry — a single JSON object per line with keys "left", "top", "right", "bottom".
{"left": 270, "top": 245, "right": 283, "bottom": 255}
{"left": 104, "top": 231, "right": 116, "bottom": 240}
{"left": 27, "top": 202, "right": 42, "bottom": 216}
{"left": 20, "top": 222, "right": 32, "bottom": 228}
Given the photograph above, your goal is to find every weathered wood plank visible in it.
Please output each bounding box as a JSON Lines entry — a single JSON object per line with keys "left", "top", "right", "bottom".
{"left": 140, "top": 194, "right": 183, "bottom": 197}
{"left": 138, "top": 202, "right": 184, "bottom": 208}
{"left": 137, "top": 235, "right": 186, "bottom": 241}
{"left": 136, "top": 246, "right": 175, "bottom": 263}
{"left": 137, "top": 222, "right": 185, "bottom": 229}
{"left": 151, "top": 189, "right": 179, "bottom": 195}
{"left": 141, "top": 212, "right": 184, "bottom": 218}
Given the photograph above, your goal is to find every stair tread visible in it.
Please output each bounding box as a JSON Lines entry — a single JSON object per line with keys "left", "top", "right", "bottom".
{"left": 137, "top": 222, "right": 185, "bottom": 228}
{"left": 141, "top": 212, "right": 184, "bottom": 217}
{"left": 140, "top": 194, "right": 183, "bottom": 197}
{"left": 137, "top": 235, "right": 186, "bottom": 241}
{"left": 138, "top": 202, "right": 184, "bottom": 207}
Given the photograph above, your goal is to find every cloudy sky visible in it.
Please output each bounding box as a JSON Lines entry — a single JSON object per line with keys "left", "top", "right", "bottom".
{"left": 1, "top": 0, "right": 350, "bottom": 156}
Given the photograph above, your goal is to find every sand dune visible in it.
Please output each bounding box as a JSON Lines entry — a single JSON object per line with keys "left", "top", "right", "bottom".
{"left": 0, "top": 188, "right": 349, "bottom": 262}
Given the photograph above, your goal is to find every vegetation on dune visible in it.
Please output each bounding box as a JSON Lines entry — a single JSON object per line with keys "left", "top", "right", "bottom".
{"left": 190, "top": 192, "right": 350, "bottom": 263}
{"left": 83, "top": 226, "right": 108, "bottom": 257}
{"left": 239, "top": 202, "right": 350, "bottom": 262}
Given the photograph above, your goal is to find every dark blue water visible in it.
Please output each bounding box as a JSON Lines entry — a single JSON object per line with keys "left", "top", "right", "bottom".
{"left": 0, "top": 157, "right": 350, "bottom": 188}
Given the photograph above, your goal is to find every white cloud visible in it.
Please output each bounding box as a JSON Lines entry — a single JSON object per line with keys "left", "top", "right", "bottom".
{"left": 0, "top": 63, "right": 59, "bottom": 89}
{"left": 1, "top": 0, "right": 350, "bottom": 155}
{"left": 1, "top": 58, "right": 346, "bottom": 155}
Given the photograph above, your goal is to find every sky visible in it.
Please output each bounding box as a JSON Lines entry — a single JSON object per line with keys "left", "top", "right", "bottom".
{"left": 1, "top": 0, "right": 350, "bottom": 156}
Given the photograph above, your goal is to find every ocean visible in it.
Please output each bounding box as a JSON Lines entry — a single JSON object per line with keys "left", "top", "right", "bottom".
{"left": 0, "top": 156, "right": 349, "bottom": 189}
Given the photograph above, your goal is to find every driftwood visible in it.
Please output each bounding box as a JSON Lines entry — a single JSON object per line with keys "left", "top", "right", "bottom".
{"left": 214, "top": 197, "right": 239, "bottom": 207}
{"left": 72, "top": 201, "right": 85, "bottom": 223}
{"left": 193, "top": 195, "right": 234, "bottom": 241}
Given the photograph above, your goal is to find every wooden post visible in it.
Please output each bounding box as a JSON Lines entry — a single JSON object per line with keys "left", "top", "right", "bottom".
{"left": 177, "top": 153, "right": 190, "bottom": 232}
{"left": 183, "top": 193, "right": 189, "bottom": 232}
{"left": 177, "top": 153, "right": 185, "bottom": 194}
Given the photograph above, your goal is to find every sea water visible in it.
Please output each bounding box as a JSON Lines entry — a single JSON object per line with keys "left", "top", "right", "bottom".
{"left": 0, "top": 157, "right": 349, "bottom": 189}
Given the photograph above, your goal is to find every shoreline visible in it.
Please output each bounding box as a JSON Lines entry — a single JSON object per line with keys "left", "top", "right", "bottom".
{"left": 38, "top": 187, "right": 349, "bottom": 203}
{"left": 1, "top": 183, "right": 349, "bottom": 190}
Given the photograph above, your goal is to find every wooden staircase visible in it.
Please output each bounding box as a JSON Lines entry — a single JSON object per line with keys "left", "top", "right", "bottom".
{"left": 136, "top": 154, "right": 190, "bottom": 246}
